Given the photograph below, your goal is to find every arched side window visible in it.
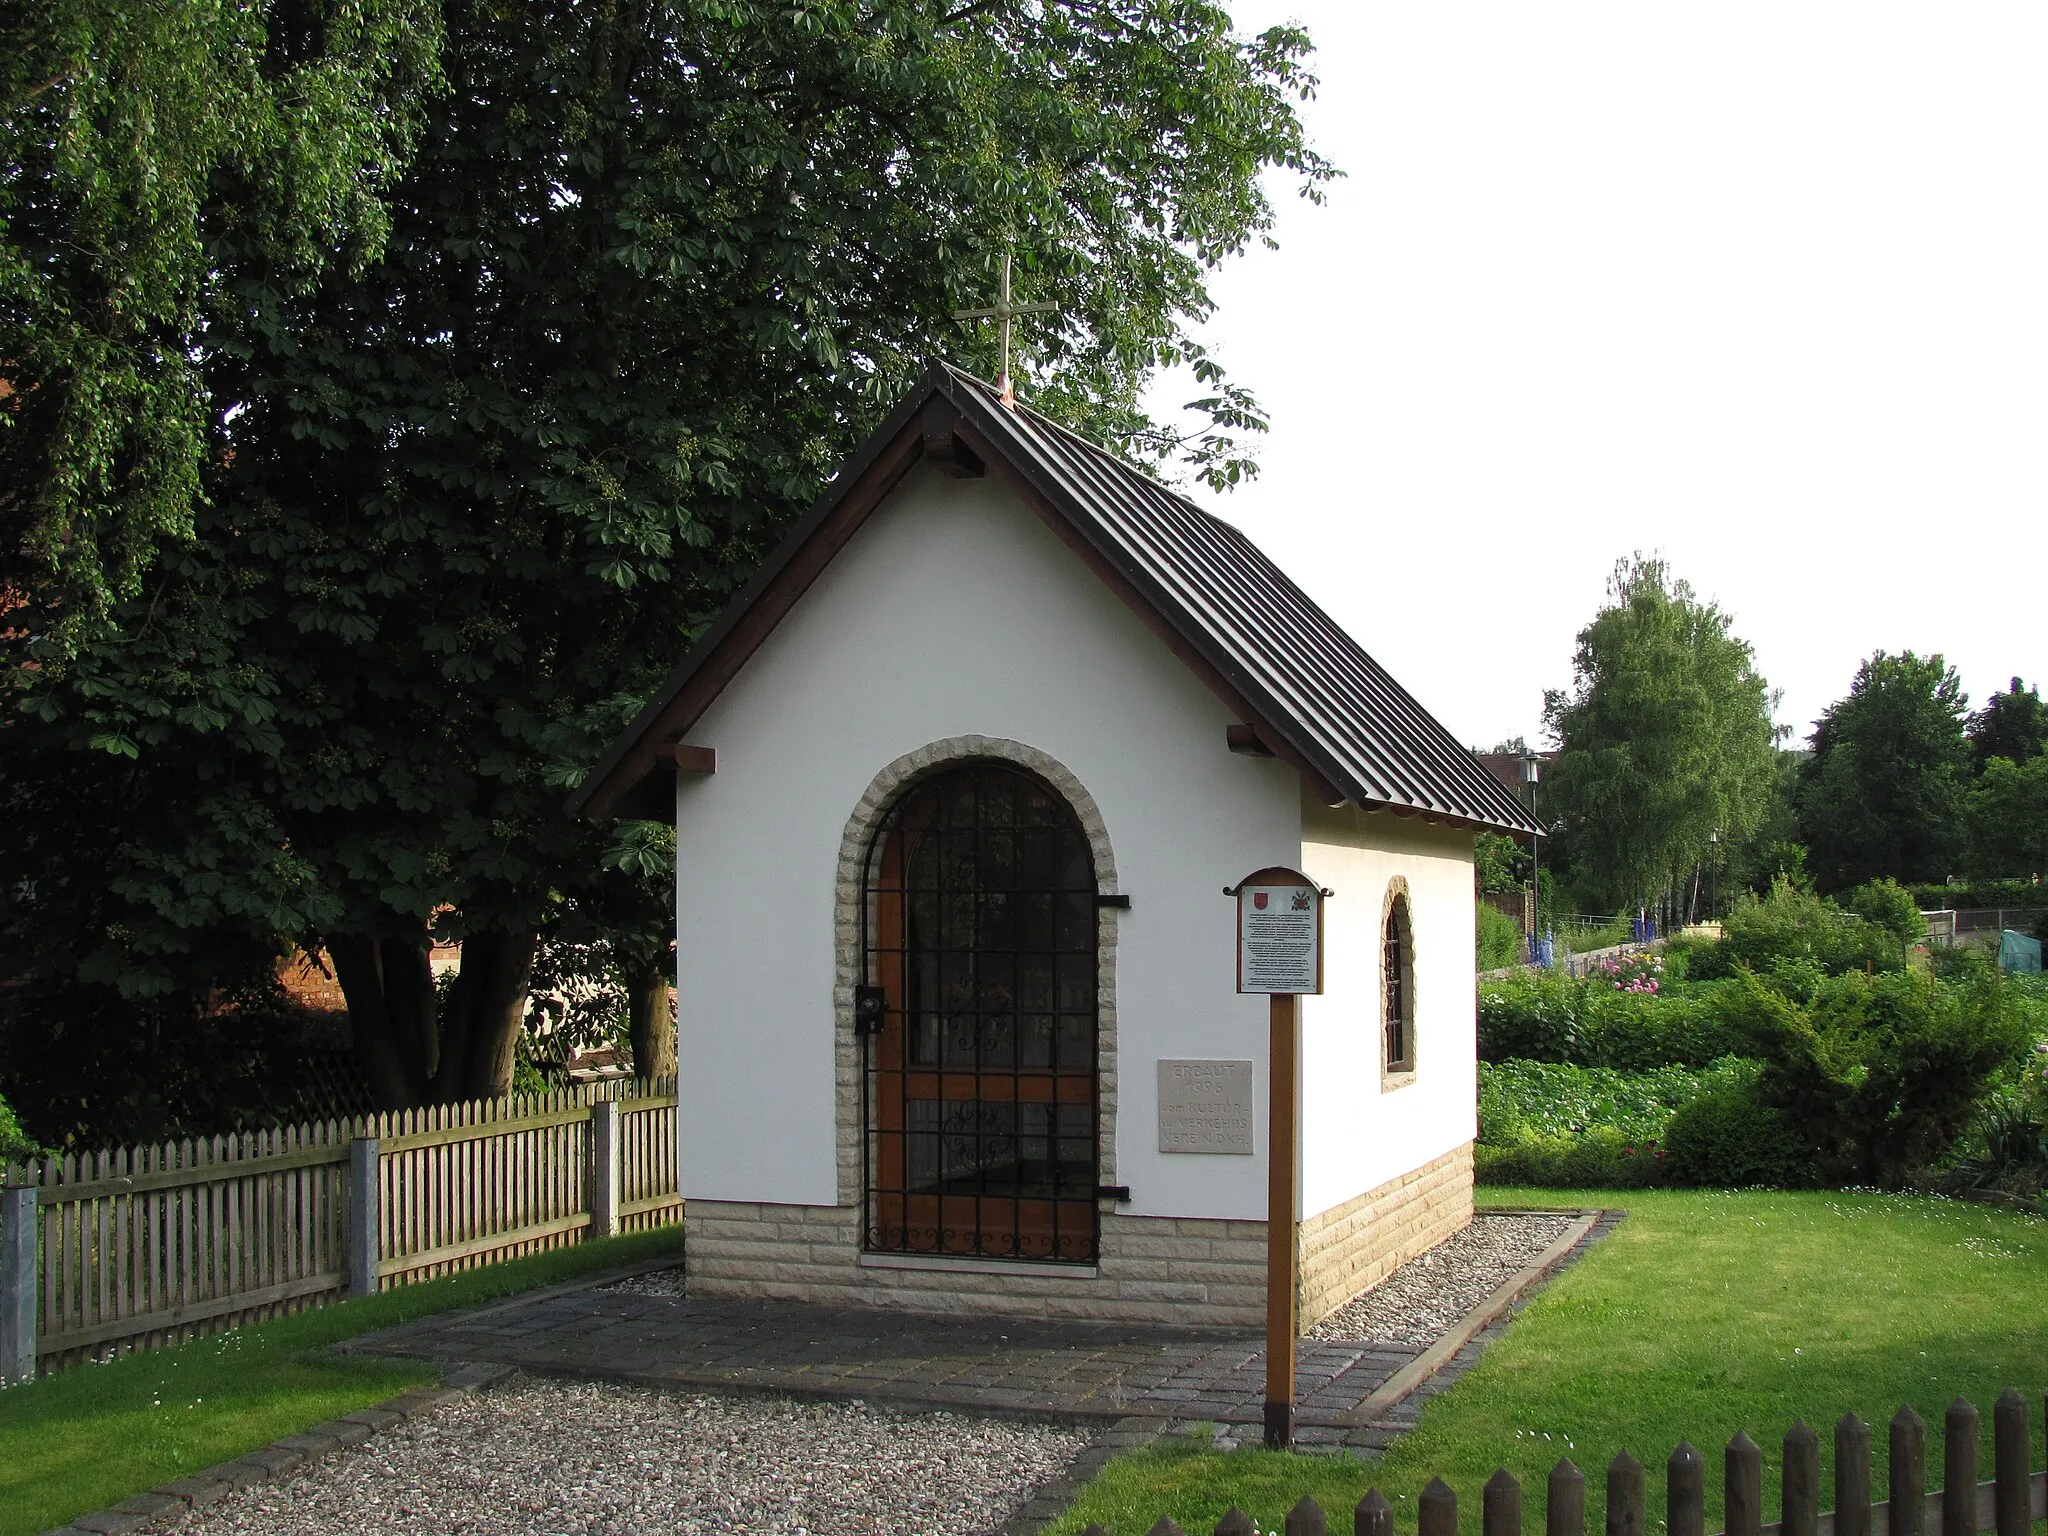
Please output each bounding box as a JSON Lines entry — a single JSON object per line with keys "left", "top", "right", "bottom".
{"left": 1382, "top": 883, "right": 1416, "bottom": 1077}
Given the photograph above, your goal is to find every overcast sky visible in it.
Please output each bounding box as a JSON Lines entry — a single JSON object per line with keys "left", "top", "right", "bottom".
{"left": 1146, "top": 3, "right": 2047, "bottom": 751}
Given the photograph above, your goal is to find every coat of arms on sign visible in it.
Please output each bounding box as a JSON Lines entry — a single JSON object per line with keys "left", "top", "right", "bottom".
{"left": 1253, "top": 891, "right": 1268, "bottom": 910}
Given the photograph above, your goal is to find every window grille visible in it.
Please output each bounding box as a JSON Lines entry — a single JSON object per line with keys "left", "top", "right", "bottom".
{"left": 1384, "top": 893, "right": 1415, "bottom": 1074}
{"left": 860, "top": 762, "right": 1099, "bottom": 1263}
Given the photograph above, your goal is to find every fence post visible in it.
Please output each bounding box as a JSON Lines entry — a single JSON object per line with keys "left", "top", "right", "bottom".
{"left": 590, "top": 1100, "right": 621, "bottom": 1241}
{"left": 1891, "top": 1405, "right": 1927, "bottom": 1536}
{"left": 1419, "top": 1478, "right": 1457, "bottom": 1536}
{"left": 1991, "top": 1390, "right": 2028, "bottom": 1536}
{"left": 1783, "top": 1423, "right": 1820, "bottom": 1536}
{"left": 1354, "top": 1490, "right": 1393, "bottom": 1536}
{"left": 1485, "top": 1469, "right": 1523, "bottom": 1536}
{"left": 1606, "top": 1452, "right": 1644, "bottom": 1536}
{"left": 1726, "top": 1432, "right": 1763, "bottom": 1536}
{"left": 1836, "top": 1414, "right": 1872, "bottom": 1536}
{"left": 0, "top": 1185, "right": 34, "bottom": 1386}
{"left": 1668, "top": 1444, "right": 1704, "bottom": 1536}
{"left": 1942, "top": 1398, "right": 1978, "bottom": 1536}
{"left": 1285, "top": 1498, "right": 1326, "bottom": 1536}
{"left": 349, "top": 1138, "right": 380, "bottom": 1297}
{"left": 1547, "top": 1459, "right": 1585, "bottom": 1536}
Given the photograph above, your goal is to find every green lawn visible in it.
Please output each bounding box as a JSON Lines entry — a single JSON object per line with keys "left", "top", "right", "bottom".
{"left": 0, "top": 1225, "right": 683, "bottom": 1536}
{"left": 1054, "top": 1190, "right": 2048, "bottom": 1536}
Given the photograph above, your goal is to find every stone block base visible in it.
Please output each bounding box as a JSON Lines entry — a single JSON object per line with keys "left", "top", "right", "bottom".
{"left": 1297, "top": 1142, "right": 1474, "bottom": 1328}
{"left": 687, "top": 1141, "right": 1473, "bottom": 1329}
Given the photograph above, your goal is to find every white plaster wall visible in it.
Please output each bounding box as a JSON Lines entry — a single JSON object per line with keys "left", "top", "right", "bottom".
{"left": 1297, "top": 805, "right": 1479, "bottom": 1220}
{"left": 671, "top": 463, "right": 1302, "bottom": 1219}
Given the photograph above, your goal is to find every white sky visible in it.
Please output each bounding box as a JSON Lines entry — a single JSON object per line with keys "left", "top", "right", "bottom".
{"left": 1147, "top": 3, "right": 2048, "bottom": 750}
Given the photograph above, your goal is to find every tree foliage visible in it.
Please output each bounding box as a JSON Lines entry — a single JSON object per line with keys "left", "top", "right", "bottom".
{"left": 1797, "top": 651, "right": 1970, "bottom": 891}
{"left": 0, "top": 0, "right": 442, "bottom": 650}
{"left": 1968, "top": 676, "right": 2048, "bottom": 774}
{"left": 1542, "top": 555, "right": 1781, "bottom": 911}
{"left": 1, "top": 0, "right": 1332, "bottom": 1114}
{"left": 1965, "top": 753, "right": 2048, "bottom": 881}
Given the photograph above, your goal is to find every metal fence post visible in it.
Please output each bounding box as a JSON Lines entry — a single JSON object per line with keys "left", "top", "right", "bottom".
{"left": 590, "top": 1101, "right": 621, "bottom": 1240}
{"left": 1, "top": 1185, "right": 35, "bottom": 1386}
{"left": 348, "top": 1138, "right": 380, "bottom": 1297}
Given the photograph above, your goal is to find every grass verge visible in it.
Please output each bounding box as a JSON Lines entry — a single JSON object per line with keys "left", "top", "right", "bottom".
{"left": 1051, "top": 1190, "right": 2048, "bottom": 1535}
{"left": 0, "top": 1224, "right": 683, "bottom": 1536}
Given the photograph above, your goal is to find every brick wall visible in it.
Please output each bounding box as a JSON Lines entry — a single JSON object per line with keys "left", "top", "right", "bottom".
{"left": 686, "top": 1140, "right": 1473, "bottom": 1329}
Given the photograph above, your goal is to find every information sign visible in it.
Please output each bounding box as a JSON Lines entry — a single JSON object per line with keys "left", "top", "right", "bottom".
{"left": 1235, "top": 871, "right": 1322, "bottom": 995}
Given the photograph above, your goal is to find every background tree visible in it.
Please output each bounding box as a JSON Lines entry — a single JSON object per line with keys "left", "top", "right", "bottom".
{"left": 1797, "top": 652, "right": 1969, "bottom": 891}
{"left": 0, "top": 0, "right": 440, "bottom": 652}
{"left": 1964, "top": 754, "right": 2048, "bottom": 881}
{"left": 1542, "top": 555, "right": 1781, "bottom": 918}
{"left": 2, "top": 0, "right": 1332, "bottom": 1118}
{"left": 1968, "top": 677, "right": 2048, "bottom": 773}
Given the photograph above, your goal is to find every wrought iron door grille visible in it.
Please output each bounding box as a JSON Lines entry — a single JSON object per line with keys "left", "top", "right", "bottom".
{"left": 860, "top": 762, "right": 1100, "bottom": 1263}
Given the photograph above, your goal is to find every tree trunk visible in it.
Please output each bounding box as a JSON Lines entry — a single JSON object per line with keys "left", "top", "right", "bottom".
{"left": 331, "top": 933, "right": 436, "bottom": 1110}
{"left": 628, "top": 956, "right": 675, "bottom": 1081}
{"left": 437, "top": 928, "right": 537, "bottom": 1101}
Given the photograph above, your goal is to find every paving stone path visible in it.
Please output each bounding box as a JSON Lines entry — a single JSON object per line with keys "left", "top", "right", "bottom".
{"left": 349, "top": 1290, "right": 1407, "bottom": 1446}
{"left": 345, "top": 1212, "right": 1617, "bottom": 1452}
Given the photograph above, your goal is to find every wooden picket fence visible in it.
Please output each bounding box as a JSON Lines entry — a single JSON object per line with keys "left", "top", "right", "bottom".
{"left": 1129, "top": 1394, "right": 2047, "bottom": 1536}
{"left": 0, "top": 1079, "right": 680, "bottom": 1377}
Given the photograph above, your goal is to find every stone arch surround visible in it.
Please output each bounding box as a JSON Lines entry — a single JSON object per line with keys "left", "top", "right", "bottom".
{"left": 830, "top": 735, "right": 1122, "bottom": 1208}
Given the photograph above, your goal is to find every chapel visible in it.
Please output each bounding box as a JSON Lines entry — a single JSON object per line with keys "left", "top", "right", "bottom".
{"left": 571, "top": 368, "right": 1541, "bottom": 1328}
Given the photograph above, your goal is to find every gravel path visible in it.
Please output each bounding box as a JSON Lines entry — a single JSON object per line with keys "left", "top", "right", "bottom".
{"left": 152, "top": 1376, "right": 1092, "bottom": 1536}
{"left": 601, "top": 1265, "right": 687, "bottom": 1297}
{"left": 1308, "top": 1211, "right": 1579, "bottom": 1346}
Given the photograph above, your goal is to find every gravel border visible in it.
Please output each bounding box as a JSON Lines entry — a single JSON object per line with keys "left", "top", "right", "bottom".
{"left": 139, "top": 1375, "right": 1100, "bottom": 1536}
{"left": 1310, "top": 1211, "right": 1581, "bottom": 1345}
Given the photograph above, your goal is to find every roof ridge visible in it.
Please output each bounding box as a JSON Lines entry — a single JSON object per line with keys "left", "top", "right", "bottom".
{"left": 943, "top": 364, "right": 1254, "bottom": 541}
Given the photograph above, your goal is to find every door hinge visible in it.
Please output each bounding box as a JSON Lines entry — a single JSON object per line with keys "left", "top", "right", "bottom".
{"left": 853, "top": 985, "right": 886, "bottom": 1036}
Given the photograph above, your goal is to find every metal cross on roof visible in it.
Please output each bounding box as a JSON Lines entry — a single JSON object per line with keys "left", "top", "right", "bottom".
{"left": 952, "top": 252, "right": 1056, "bottom": 408}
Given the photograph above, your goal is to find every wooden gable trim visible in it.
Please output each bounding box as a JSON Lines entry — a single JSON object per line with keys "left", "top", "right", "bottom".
{"left": 573, "top": 415, "right": 926, "bottom": 819}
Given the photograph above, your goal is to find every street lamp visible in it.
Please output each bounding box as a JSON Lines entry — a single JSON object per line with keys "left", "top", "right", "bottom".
{"left": 1520, "top": 753, "right": 1541, "bottom": 954}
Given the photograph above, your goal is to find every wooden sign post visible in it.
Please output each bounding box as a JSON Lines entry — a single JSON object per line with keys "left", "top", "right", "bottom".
{"left": 1232, "top": 865, "right": 1326, "bottom": 1451}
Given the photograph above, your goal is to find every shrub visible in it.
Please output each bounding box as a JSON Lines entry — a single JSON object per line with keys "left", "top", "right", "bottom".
{"left": 1478, "top": 971, "right": 1589, "bottom": 1063}
{"left": 1944, "top": 1092, "right": 2048, "bottom": 1199}
{"left": 1723, "top": 965, "right": 2030, "bottom": 1183}
{"left": 1842, "top": 878, "right": 1927, "bottom": 950}
{"left": 1475, "top": 1129, "right": 1668, "bottom": 1188}
{"left": 1714, "top": 878, "right": 1906, "bottom": 976}
{"left": 1479, "top": 1057, "right": 1754, "bottom": 1146}
{"left": 0, "top": 1090, "right": 36, "bottom": 1162}
{"left": 1908, "top": 879, "right": 2043, "bottom": 912}
{"left": 1478, "top": 971, "right": 1748, "bottom": 1069}
{"left": 1476, "top": 901, "right": 1524, "bottom": 971}
{"left": 1663, "top": 1077, "right": 1816, "bottom": 1188}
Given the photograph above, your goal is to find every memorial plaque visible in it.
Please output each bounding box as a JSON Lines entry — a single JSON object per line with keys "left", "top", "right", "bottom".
{"left": 1157, "top": 1058, "right": 1255, "bottom": 1154}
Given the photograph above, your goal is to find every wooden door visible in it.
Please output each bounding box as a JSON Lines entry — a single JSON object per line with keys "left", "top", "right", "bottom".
{"left": 862, "top": 763, "right": 1099, "bottom": 1263}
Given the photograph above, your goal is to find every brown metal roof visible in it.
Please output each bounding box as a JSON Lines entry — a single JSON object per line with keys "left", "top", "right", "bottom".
{"left": 569, "top": 367, "right": 1543, "bottom": 837}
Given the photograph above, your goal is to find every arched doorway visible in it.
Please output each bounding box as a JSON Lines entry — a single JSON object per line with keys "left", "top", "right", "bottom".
{"left": 860, "top": 761, "right": 1100, "bottom": 1263}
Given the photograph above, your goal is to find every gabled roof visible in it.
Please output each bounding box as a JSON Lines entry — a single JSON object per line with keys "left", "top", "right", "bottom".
{"left": 569, "top": 366, "right": 1543, "bottom": 838}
